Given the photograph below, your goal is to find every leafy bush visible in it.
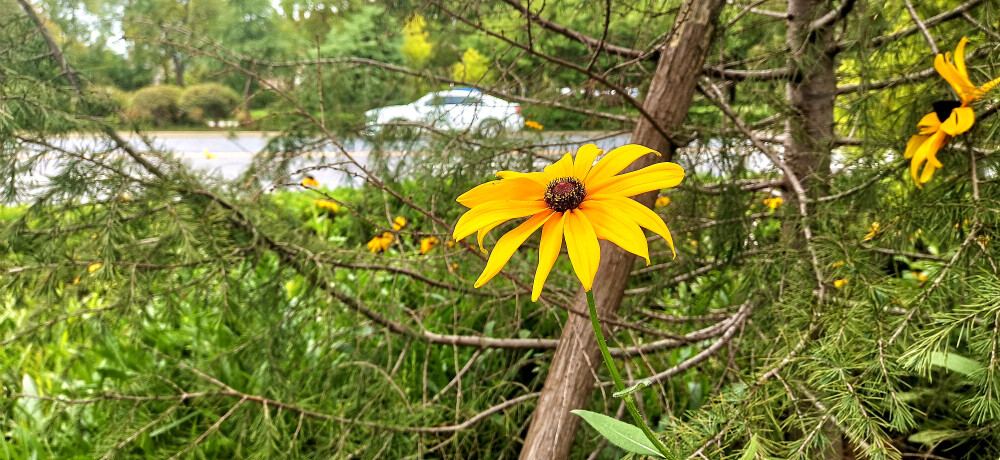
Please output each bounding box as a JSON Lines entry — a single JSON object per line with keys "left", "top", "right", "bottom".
{"left": 179, "top": 83, "right": 241, "bottom": 123}
{"left": 131, "top": 85, "right": 182, "bottom": 127}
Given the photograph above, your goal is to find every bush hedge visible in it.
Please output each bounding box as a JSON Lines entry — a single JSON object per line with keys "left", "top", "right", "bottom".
{"left": 179, "top": 83, "right": 241, "bottom": 123}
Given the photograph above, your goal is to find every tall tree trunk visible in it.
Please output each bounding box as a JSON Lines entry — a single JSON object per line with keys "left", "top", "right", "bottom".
{"left": 518, "top": 1, "right": 726, "bottom": 458}
{"left": 173, "top": 50, "right": 186, "bottom": 88}
{"left": 785, "top": 0, "right": 846, "bottom": 457}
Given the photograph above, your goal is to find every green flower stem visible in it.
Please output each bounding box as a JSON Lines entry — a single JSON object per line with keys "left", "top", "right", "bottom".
{"left": 586, "top": 289, "right": 671, "bottom": 458}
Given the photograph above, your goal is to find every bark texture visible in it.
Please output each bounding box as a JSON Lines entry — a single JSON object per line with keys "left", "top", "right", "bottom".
{"left": 518, "top": 1, "right": 726, "bottom": 458}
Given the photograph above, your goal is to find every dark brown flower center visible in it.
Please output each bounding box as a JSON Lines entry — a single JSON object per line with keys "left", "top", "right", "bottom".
{"left": 933, "top": 100, "right": 962, "bottom": 122}
{"left": 544, "top": 177, "right": 586, "bottom": 212}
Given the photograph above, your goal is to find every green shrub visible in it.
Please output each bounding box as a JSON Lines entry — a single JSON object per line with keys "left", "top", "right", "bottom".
{"left": 179, "top": 83, "right": 241, "bottom": 123}
{"left": 131, "top": 85, "right": 182, "bottom": 127}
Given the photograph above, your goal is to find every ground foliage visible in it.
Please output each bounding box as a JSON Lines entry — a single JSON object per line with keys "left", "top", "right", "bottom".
{"left": 4, "top": 0, "right": 1000, "bottom": 459}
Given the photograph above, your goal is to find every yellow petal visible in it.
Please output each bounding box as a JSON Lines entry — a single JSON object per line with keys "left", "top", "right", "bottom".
{"left": 495, "top": 170, "right": 549, "bottom": 186}
{"left": 579, "top": 201, "right": 650, "bottom": 264}
{"left": 904, "top": 134, "right": 930, "bottom": 159}
{"left": 587, "top": 162, "right": 685, "bottom": 198}
{"left": 477, "top": 219, "right": 508, "bottom": 253}
{"left": 939, "top": 106, "right": 975, "bottom": 136}
{"left": 977, "top": 75, "right": 1000, "bottom": 96}
{"left": 593, "top": 196, "right": 675, "bottom": 257}
{"left": 563, "top": 209, "right": 601, "bottom": 291}
{"left": 916, "top": 112, "right": 941, "bottom": 135}
{"left": 532, "top": 212, "right": 567, "bottom": 301}
{"left": 936, "top": 52, "right": 976, "bottom": 103}
{"left": 586, "top": 144, "right": 661, "bottom": 185}
{"left": 542, "top": 153, "right": 575, "bottom": 181}
{"left": 457, "top": 177, "right": 544, "bottom": 208}
{"left": 453, "top": 200, "right": 547, "bottom": 240}
{"left": 474, "top": 210, "right": 554, "bottom": 288}
{"left": 572, "top": 144, "right": 603, "bottom": 181}
{"left": 909, "top": 130, "right": 949, "bottom": 187}
{"left": 955, "top": 37, "right": 970, "bottom": 86}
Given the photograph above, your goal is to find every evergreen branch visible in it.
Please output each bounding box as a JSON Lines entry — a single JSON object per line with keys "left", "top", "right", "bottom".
{"left": 903, "top": 0, "right": 940, "bottom": 55}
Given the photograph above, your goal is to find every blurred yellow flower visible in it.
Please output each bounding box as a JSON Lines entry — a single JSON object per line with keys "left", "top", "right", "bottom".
{"left": 831, "top": 260, "right": 845, "bottom": 268}
{"left": 313, "top": 199, "right": 339, "bottom": 212}
{"left": 302, "top": 176, "right": 319, "bottom": 188}
{"left": 914, "top": 271, "right": 928, "bottom": 282}
{"left": 73, "top": 277, "right": 80, "bottom": 284}
{"left": 204, "top": 148, "right": 216, "bottom": 159}
{"left": 446, "top": 240, "right": 456, "bottom": 248}
{"left": 367, "top": 232, "right": 394, "bottom": 253}
{"left": 393, "top": 216, "right": 407, "bottom": 231}
{"left": 863, "top": 222, "right": 880, "bottom": 241}
{"left": 763, "top": 197, "right": 782, "bottom": 209}
{"left": 454, "top": 144, "right": 683, "bottom": 301}
{"left": 420, "top": 237, "right": 439, "bottom": 255}
{"left": 978, "top": 235, "right": 990, "bottom": 247}
{"left": 88, "top": 263, "right": 102, "bottom": 274}
{"left": 834, "top": 278, "right": 849, "bottom": 288}
{"left": 524, "top": 120, "right": 543, "bottom": 130}
{"left": 906, "top": 37, "right": 1000, "bottom": 187}
{"left": 655, "top": 196, "right": 671, "bottom": 207}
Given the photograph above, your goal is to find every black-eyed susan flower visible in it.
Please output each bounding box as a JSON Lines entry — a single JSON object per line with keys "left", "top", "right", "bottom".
{"left": 453, "top": 144, "right": 683, "bottom": 301}
{"left": 763, "top": 197, "right": 782, "bottom": 210}
{"left": 655, "top": 196, "right": 671, "bottom": 207}
{"left": 314, "top": 199, "right": 339, "bottom": 212}
{"left": 367, "top": 232, "right": 394, "bottom": 253}
{"left": 906, "top": 37, "right": 1000, "bottom": 187}
{"left": 302, "top": 176, "right": 319, "bottom": 188}
{"left": 834, "top": 278, "right": 849, "bottom": 288}
{"left": 419, "top": 237, "right": 439, "bottom": 255}
{"left": 524, "top": 120, "right": 543, "bottom": 130}
{"left": 88, "top": 263, "right": 102, "bottom": 274}
{"left": 392, "top": 216, "right": 407, "bottom": 231}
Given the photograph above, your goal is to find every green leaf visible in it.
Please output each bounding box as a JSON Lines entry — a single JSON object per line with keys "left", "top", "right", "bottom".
{"left": 907, "top": 429, "right": 956, "bottom": 445}
{"left": 572, "top": 410, "right": 666, "bottom": 458}
{"left": 739, "top": 434, "right": 759, "bottom": 460}
{"left": 928, "top": 351, "right": 983, "bottom": 377}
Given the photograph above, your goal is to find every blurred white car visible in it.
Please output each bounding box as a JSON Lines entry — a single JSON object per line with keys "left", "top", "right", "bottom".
{"left": 365, "top": 89, "right": 524, "bottom": 137}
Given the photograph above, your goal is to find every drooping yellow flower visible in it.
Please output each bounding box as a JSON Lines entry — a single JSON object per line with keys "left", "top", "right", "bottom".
{"left": 863, "top": 222, "right": 880, "bottom": 241}
{"left": 834, "top": 278, "right": 849, "bottom": 288}
{"left": 453, "top": 144, "right": 684, "bottom": 301}
{"left": 763, "top": 197, "right": 782, "bottom": 210}
{"left": 87, "top": 263, "right": 102, "bottom": 274}
{"left": 302, "top": 176, "right": 319, "bottom": 188}
{"left": 524, "top": 120, "right": 543, "bottom": 130}
{"left": 367, "top": 232, "right": 394, "bottom": 253}
{"left": 393, "top": 216, "right": 407, "bottom": 231}
{"left": 313, "top": 199, "right": 340, "bottom": 212}
{"left": 419, "top": 237, "right": 439, "bottom": 255}
{"left": 655, "top": 196, "right": 671, "bottom": 207}
{"left": 906, "top": 37, "right": 1000, "bottom": 187}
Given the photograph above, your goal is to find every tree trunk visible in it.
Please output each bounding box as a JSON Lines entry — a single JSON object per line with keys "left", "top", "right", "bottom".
{"left": 518, "top": 1, "right": 726, "bottom": 458}
{"left": 173, "top": 49, "right": 186, "bottom": 88}
{"left": 785, "top": 0, "right": 846, "bottom": 457}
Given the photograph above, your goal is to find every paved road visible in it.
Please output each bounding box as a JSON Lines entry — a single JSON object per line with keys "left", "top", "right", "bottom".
{"left": 47, "top": 130, "right": 636, "bottom": 188}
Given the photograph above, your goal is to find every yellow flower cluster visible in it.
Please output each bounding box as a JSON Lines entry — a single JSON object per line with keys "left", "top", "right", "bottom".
{"left": 763, "top": 197, "right": 782, "bottom": 210}
{"left": 524, "top": 120, "right": 543, "bottom": 130}
{"left": 313, "top": 199, "right": 339, "bottom": 212}
{"left": 834, "top": 278, "right": 849, "bottom": 288}
{"left": 367, "top": 232, "right": 395, "bottom": 253}
{"left": 393, "top": 216, "right": 407, "bottom": 231}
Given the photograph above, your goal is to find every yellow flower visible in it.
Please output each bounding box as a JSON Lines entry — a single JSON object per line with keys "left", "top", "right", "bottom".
{"left": 446, "top": 240, "right": 456, "bottom": 248}
{"left": 302, "top": 176, "right": 319, "bottom": 188}
{"left": 914, "top": 271, "right": 928, "bottom": 282}
{"left": 419, "top": 237, "right": 439, "bottom": 255}
{"left": 393, "top": 216, "right": 407, "bottom": 231}
{"left": 906, "top": 37, "right": 1000, "bottom": 187}
{"left": 655, "top": 196, "right": 671, "bottom": 207}
{"left": 87, "top": 263, "right": 102, "bottom": 274}
{"left": 863, "top": 222, "right": 880, "bottom": 241}
{"left": 204, "top": 148, "right": 216, "bottom": 159}
{"left": 831, "top": 260, "right": 845, "bottom": 268}
{"left": 449, "top": 263, "right": 458, "bottom": 272}
{"left": 763, "top": 197, "right": 782, "bottom": 209}
{"left": 524, "top": 120, "right": 543, "bottom": 130}
{"left": 978, "top": 235, "right": 990, "bottom": 247}
{"left": 73, "top": 277, "right": 80, "bottom": 284}
{"left": 453, "top": 144, "right": 684, "bottom": 301}
{"left": 834, "top": 278, "right": 849, "bottom": 288}
{"left": 313, "top": 199, "right": 339, "bottom": 212}
{"left": 367, "top": 232, "right": 394, "bottom": 253}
